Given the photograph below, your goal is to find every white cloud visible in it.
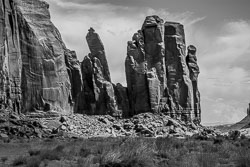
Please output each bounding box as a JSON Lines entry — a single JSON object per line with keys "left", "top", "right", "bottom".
{"left": 198, "top": 20, "right": 250, "bottom": 124}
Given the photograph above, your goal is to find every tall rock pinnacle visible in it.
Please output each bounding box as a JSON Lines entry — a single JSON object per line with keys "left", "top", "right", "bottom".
{"left": 126, "top": 16, "right": 201, "bottom": 122}
{"left": 186, "top": 45, "right": 201, "bottom": 121}
{"left": 78, "top": 28, "right": 118, "bottom": 116}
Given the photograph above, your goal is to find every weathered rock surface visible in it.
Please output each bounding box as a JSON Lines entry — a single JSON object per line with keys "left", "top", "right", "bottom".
{"left": 0, "top": 0, "right": 22, "bottom": 113}
{"left": 64, "top": 49, "right": 83, "bottom": 112}
{"left": 113, "top": 83, "right": 129, "bottom": 117}
{"left": 186, "top": 45, "right": 201, "bottom": 121}
{"left": 0, "top": 0, "right": 78, "bottom": 114}
{"left": 78, "top": 28, "right": 118, "bottom": 116}
{"left": 126, "top": 16, "right": 201, "bottom": 122}
{"left": 164, "top": 22, "right": 194, "bottom": 121}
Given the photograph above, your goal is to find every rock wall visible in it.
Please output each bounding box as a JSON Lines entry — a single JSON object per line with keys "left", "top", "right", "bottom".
{"left": 0, "top": 0, "right": 83, "bottom": 114}
{"left": 126, "top": 16, "right": 201, "bottom": 122}
{"left": 0, "top": 0, "right": 22, "bottom": 113}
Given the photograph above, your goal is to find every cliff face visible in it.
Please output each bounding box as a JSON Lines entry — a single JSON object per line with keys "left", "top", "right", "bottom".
{"left": 0, "top": 0, "right": 201, "bottom": 122}
{"left": 126, "top": 16, "right": 201, "bottom": 122}
{"left": 0, "top": 0, "right": 22, "bottom": 113}
{"left": 0, "top": 0, "right": 81, "bottom": 114}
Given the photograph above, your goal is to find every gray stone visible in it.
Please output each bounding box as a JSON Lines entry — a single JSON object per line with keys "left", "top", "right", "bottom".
{"left": 125, "top": 16, "right": 200, "bottom": 122}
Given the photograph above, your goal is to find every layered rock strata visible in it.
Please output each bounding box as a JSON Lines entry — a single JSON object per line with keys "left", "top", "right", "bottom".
{"left": 126, "top": 16, "right": 201, "bottom": 122}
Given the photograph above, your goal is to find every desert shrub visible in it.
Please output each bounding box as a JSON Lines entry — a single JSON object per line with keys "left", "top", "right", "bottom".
{"left": 28, "top": 149, "right": 41, "bottom": 156}
{"left": 200, "top": 141, "right": 220, "bottom": 153}
{"left": 12, "top": 156, "right": 27, "bottom": 166}
{"left": 196, "top": 153, "right": 218, "bottom": 167}
{"left": 213, "top": 136, "right": 225, "bottom": 144}
{"left": 79, "top": 147, "right": 92, "bottom": 158}
{"left": 234, "top": 149, "right": 250, "bottom": 167}
{"left": 39, "top": 149, "right": 62, "bottom": 161}
{"left": 228, "top": 130, "right": 241, "bottom": 140}
{"left": 100, "top": 138, "right": 156, "bottom": 167}
{"left": 77, "top": 155, "right": 98, "bottom": 167}
{"left": 1, "top": 156, "right": 8, "bottom": 164}
{"left": 26, "top": 156, "right": 41, "bottom": 167}
{"left": 240, "top": 134, "right": 247, "bottom": 140}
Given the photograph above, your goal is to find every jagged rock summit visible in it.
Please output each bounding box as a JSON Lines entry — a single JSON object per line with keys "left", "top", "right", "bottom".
{"left": 126, "top": 15, "right": 201, "bottom": 122}
{"left": 0, "top": 0, "right": 201, "bottom": 124}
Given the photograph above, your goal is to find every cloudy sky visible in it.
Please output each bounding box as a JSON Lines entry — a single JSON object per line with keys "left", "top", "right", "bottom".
{"left": 46, "top": 0, "right": 250, "bottom": 125}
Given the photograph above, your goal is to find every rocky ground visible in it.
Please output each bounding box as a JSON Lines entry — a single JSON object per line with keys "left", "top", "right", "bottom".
{"left": 0, "top": 110, "right": 217, "bottom": 141}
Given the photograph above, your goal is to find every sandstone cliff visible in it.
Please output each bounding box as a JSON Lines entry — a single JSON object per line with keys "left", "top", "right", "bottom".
{"left": 0, "top": 0, "right": 80, "bottom": 114}
{"left": 126, "top": 16, "right": 201, "bottom": 122}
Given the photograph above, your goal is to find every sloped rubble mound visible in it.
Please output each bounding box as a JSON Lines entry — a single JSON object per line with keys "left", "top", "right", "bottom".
{"left": 0, "top": 111, "right": 216, "bottom": 140}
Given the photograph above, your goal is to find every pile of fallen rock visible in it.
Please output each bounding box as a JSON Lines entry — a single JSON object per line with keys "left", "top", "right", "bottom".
{"left": 0, "top": 110, "right": 218, "bottom": 141}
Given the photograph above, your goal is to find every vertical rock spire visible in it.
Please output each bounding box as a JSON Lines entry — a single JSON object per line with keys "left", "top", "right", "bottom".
{"left": 125, "top": 16, "right": 200, "bottom": 122}
{"left": 186, "top": 45, "right": 201, "bottom": 122}
{"left": 79, "top": 28, "right": 118, "bottom": 116}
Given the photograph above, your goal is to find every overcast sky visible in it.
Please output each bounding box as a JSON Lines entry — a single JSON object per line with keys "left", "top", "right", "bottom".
{"left": 46, "top": 0, "right": 250, "bottom": 125}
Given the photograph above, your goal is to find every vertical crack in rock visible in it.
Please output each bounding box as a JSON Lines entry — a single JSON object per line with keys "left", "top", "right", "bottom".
{"left": 64, "top": 49, "right": 83, "bottom": 113}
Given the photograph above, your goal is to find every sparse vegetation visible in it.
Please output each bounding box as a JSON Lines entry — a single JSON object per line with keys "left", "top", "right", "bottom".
{"left": 4, "top": 136, "right": 250, "bottom": 167}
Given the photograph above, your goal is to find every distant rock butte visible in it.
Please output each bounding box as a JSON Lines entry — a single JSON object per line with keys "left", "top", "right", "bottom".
{"left": 0, "top": 0, "right": 201, "bottom": 123}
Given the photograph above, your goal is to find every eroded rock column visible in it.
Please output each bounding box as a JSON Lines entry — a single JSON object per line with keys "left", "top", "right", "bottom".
{"left": 186, "top": 45, "right": 201, "bottom": 122}
{"left": 164, "top": 22, "right": 194, "bottom": 121}
{"left": 79, "top": 28, "right": 118, "bottom": 116}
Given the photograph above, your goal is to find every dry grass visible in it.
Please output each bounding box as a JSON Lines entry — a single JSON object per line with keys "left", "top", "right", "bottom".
{"left": 7, "top": 136, "right": 250, "bottom": 167}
